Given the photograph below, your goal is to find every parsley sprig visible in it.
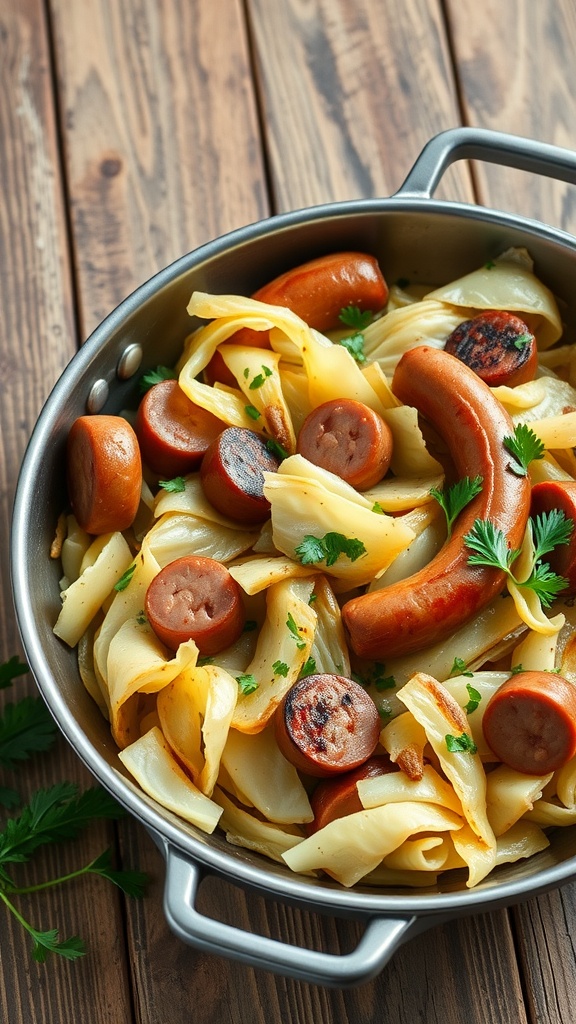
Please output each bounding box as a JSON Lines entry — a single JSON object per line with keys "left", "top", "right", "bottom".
{"left": 464, "top": 508, "right": 573, "bottom": 608}
{"left": 0, "top": 656, "right": 147, "bottom": 962}
{"left": 295, "top": 532, "right": 366, "bottom": 568}
{"left": 339, "top": 305, "right": 373, "bottom": 331}
{"left": 504, "top": 423, "right": 545, "bottom": 477}
{"left": 430, "top": 475, "right": 484, "bottom": 538}
{"left": 138, "top": 365, "right": 177, "bottom": 393}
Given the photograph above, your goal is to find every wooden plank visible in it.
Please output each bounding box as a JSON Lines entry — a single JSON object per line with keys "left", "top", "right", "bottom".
{"left": 245, "top": 0, "right": 475, "bottom": 206}
{"left": 0, "top": 2, "right": 132, "bottom": 1019}
{"left": 445, "top": 0, "right": 576, "bottom": 231}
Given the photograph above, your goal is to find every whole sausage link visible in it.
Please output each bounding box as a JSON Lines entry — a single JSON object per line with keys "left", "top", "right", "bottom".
{"left": 342, "top": 346, "right": 531, "bottom": 660}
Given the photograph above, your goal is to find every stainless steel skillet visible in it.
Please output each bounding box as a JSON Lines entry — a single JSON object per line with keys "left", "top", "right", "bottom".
{"left": 11, "top": 127, "right": 576, "bottom": 987}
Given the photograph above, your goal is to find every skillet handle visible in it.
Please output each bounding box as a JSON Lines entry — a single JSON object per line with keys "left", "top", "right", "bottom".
{"left": 161, "top": 844, "right": 419, "bottom": 988}
{"left": 397, "top": 126, "right": 576, "bottom": 199}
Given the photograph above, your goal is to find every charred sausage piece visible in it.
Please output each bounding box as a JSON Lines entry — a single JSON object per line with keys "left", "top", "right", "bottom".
{"left": 200, "top": 427, "right": 280, "bottom": 523}
{"left": 232, "top": 251, "right": 388, "bottom": 347}
{"left": 136, "top": 379, "right": 225, "bottom": 477}
{"left": 444, "top": 310, "right": 538, "bottom": 388}
{"left": 145, "top": 555, "right": 245, "bottom": 654}
{"left": 67, "top": 415, "right": 142, "bottom": 535}
{"left": 296, "top": 399, "right": 393, "bottom": 490}
{"left": 530, "top": 480, "right": 576, "bottom": 594}
{"left": 482, "top": 670, "right": 576, "bottom": 774}
{"left": 307, "top": 754, "right": 397, "bottom": 833}
{"left": 342, "top": 346, "right": 531, "bottom": 660}
{"left": 274, "top": 673, "right": 381, "bottom": 777}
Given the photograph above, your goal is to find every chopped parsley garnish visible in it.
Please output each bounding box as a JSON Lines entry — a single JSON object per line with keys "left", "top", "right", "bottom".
{"left": 244, "top": 405, "right": 261, "bottom": 421}
{"left": 139, "top": 365, "right": 177, "bottom": 393}
{"left": 114, "top": 564, "right": 136, "bottom": 592}
{"left": 236, "top": 674, "right": 258, "bottom": 695}
{"left": 445, "top": 733, "right": 477, "bottom": 754}
{"left": 266, "top": 438, "right": 289, "bottom": 460}
{"left": 286, "top": 612, "right": 307, "bottom": 650}
{"left": 464, "top": 509, "right": 572, "bottom": 608}
{"left": 449, "top": 656, "right": 473, "bottom": 678}
{"left": 372, "top": 501, "right": 385, "bottom": 515}
{"left": 503, "top": 423, "right": 545, "bottom": 477}
{"left": 514, "top": 333, "right": 532, "bottom": 349}
{"left": 338, "top": 332, "right": 366, "bottom": 364}
{"left": 248, "top": 365, "right": 273, "bottom": 390}
{"left": 135, "top": 611, "right": 147, "bottom": 626}
{"left": 485, "top": 261, "right": 496, "bottom": 270}
{"left": 339, "top": 305, "right": 373, "bottom": 331}
{"left": 272, "top": 661, "right": 289, "bottom": 677}
{"left": 158, "top": 476, "right": 186, "bottom": 493}
{"left": 300, "top": 657, "right": 317, "bottom": 678}
{"left": 430, "top": 476, "right": 483, "bottom": 538}
{"left": 295, "top": 532, "right": 366, "bottom": 568}
{"left": 197, "top": 656, "right": 215, "bottom": 666}
{"left": 463, "top": 683, "right": 482, "bottom": 715}
{"left": 510, "top": 663, "right": 524, "bottom": 675}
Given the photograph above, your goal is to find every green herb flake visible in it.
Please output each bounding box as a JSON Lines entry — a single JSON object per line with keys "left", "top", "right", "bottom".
{"left": 272, "top": 661, "right": 289, "bottom": 677}
{"left": 374, "top": 674, "right": 396, "bottom": 692}
{"left": 445, "top": 733, "right": 478, "bottom": 754}
{"left": 300, "top": 657, "right": 317, "bottom": 677}
{"left": 510, "top": 663, "right": 524, "bottom": 675}
{"left": 295, "top": 532, "right": 366, "bottom": 568}
{"left": 514, "top": 333, "right": 532, "bottom": 349}
{"left": 339, "top": 305, "right": 373, "bottom": 331}
{"left": 139, "top": 365, "right": 177, "bottom": 393}
{"left": 197, "top": 656, "right": 215, "bottom": 667}
{"left": 248, "top": 366, "right": 273, "bottom": 390}
{"left": 372, "top": 501, "right": 385, "bottom": 515}
{"left": 286, "top": 612, "right": 307, "bottom": 650}
{"left": 266, "top": 438, "right": 289, "bottom": 460}
{"left": 450, "top": 656, "right": 473, "bottom": 678}
{"left": 430, "top": 475, "right": 483, "bottom": 538}
{"left": 244, "top": 404, "right": 261, "bottom": 421}
{"left": 485, "top": 260, "right": 496, "bottom": 270}
{"left": 338, "top": 332, "right": 366, "bottom": 364}
{"left": 236, "top": 674, "right": 259, "bottom": 695}
{"left": 114, "top": 564, "right": 136, "bottom": 592}
{"left": 503, "top": 423, "right": 545, "bottom": 477}
{"left": 464, "top": 683, "right": 482, "bottom": 715}
{"left": 135, "top": 611, "right": 147, "bottom": 626}
{"left": 158, "top": 476, "right": 186, "bottom": 494}
{"left": 243, "top": 367, "right": 250, "bottom": 379}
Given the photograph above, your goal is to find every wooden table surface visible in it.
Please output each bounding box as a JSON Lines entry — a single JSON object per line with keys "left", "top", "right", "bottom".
{"left": 2, "top": 1, "right": 576, "bottom": 1020}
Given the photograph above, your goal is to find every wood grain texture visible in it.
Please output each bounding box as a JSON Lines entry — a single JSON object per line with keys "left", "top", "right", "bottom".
{"left": 245, "top": 0, "right": 475, "bottom": 207}
{"left": 49, "top": 0, "right": 269, "bottom": 338}
{"left": 445, "top": 0, "right": 576, "bottom": 231}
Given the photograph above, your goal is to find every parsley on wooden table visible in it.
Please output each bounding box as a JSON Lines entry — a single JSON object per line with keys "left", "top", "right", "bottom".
{"left": 0, "top": 656, "right": 147, "bottom": 963}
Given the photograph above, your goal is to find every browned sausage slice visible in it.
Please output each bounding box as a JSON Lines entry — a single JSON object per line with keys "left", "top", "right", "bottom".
{"left": 200, "top": 427, "right": 280, "bottom": 523}
{"left": 232, "top": 251, "right": 388, "bottom": 346}
{"left": 307, "top": 754, "right": 396, "bottom": 833}
{"left": 136, "top": 379, "right": 225, "bottom": 477}
{"left": 145, "top": 555, "right": 245, "bottom": 654}
{"left": 444, "top": 310, "right": 537, "bottom": 388}
{"left": 342, "top": 346, "right": 531, "bottom": 660}
{"left": 67, "top": 415, "right": 142, "bottom": 534}
{"left": 530, "top": 480, "right": 576, "bottom": 593}
{"left": 296, "top": 399, "right": 393, "bottom": 490}
{"left": 482, "top": 670, "right": 576, "bottom": 773}
{"left": 274, "top": 673, "right": 381, "bottom": 777}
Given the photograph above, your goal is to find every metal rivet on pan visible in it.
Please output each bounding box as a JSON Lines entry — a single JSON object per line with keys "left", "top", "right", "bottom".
{"left": 86, "top": 379, "right": 110, "bottom": 413}
{"left": 117, "top": 343, "right": 143, "bottom": 380}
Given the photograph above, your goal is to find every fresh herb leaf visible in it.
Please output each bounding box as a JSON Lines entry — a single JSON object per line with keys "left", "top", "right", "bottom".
{"left": 243, "top": 367, "right": 250, "bottom": 379}
{"left": 372, "top": 501, "right": 385, "bottom": 515}
{"left": 430, "top": 476, "right": 483, "bottom": 538}
{"left": 86, "top": 849, "right": 148, "bottom": 898}
{"left": 464, "top": 518, "right": 519, "bottom": 574}
{"left": 338, "top": 333, "right": 366, "bottom": 364}
{"left": 510, "top": 663, "right": 524, "bottom": 675}
{"left": 374, "top": 674, "right": 396, "bottom": 691}
{"left": 464, "top": 683, "right": 482, "bottom": 715}
{"left": 272, "top": 661, "right": 289, "bottom": 677}
{"left": 114, "top": 564, "right": 136, "bottom": 592}
{"left": 449, "top": 656, "right": 473, "bottom": 678}
{"left": 245, "top": 404, "right": 261, "bottom": 421}
{"left": 266, "top": 438, "right": 289, "bottom": 460}
{"left": 236, "top": 674, "right": 258, "bottom": 695}
{"left": 139, "top": 365, "right": 177, "bottom": 393}
{"left": 158, "top": 476, "right": 186, "bottom": 493}
{"left": 295, "top": 532, "right": 366, "bottom": 568}
{"left": 521, "top": 561, "right": 569, "bottom": 607}
{"left": 445, "top": 733, "right": 477, "bottom": 754}
{"left": 339, "top": 305, "right": 373, "bottom": 330}
{"left": 0, "top": 698, "right": 57, "bottom": 769}
{"left": 503, "top": 423, "right": 545, "bottom": 477}
{"left": 514, "top": 333, "right": 532, "bottom": 349}
{"left": 485, "top": 261, "right": 496, "bottom": 270}
{"left": 0, "top": 656, "right": 28, "bottom": 690}
{"left": 300, "top": 657, "right": 317, "bottom": 677}
{"left": 286, "top": 612, "right": 307, "bottom": 650}
{"left": 531, "top": 508, "right": 573, "bottom": 563}
{"left": 135, "top": 611, "right": 147, "bottom": 626}
{"left": 248, "top": 365, "right": 273, "bottom": 390}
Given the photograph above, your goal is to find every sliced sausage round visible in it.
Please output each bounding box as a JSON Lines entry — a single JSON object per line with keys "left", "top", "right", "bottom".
{"left": 274, "top": 673, "right": 381, "bottom": 777}
{"left": 307, "top": 754, "right": 397, "bottom": 833}
{"left": 482, "top": 670, "right": 576, "bottom": 774}
{"left": 530, "top": 479, "right": 576, "bottom": 594}
{"left": 200, "top": 427, "right": 280, "bottom": 523}
{"left": 296, "top": 398, "right": 393, "bottom": 490}
{"left": 145, "top": 555, "right": 245, "bottom": 654}
{"left": 136, "top": 379, "right": 225, "bottom": 477}
{"left": 444, "top": 310, "right": 538, "bottom": 388}
{"left": 67, "top": 414, "right": 142, "bottom": 535}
